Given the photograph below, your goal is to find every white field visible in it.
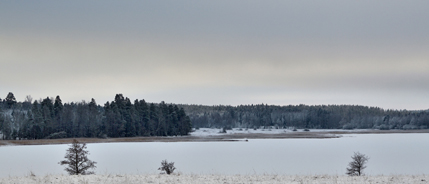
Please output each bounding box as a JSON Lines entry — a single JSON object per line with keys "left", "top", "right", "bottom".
{"left": 190, "top": 128, "right": 363, "bottom": 137}
{"left": 1, "top": 174, "right": 428, "bottom": 184}
{"left": 190, "top": 128, "right": 294, "bottom": 137}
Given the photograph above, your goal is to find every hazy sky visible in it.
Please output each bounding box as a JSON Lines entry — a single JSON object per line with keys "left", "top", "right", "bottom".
{"left": 1, "top": 1, "right": 428, "bottom": 110}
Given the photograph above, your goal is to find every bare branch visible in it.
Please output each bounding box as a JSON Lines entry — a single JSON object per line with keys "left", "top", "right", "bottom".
{"left": 346, "top": 152, "right": 369, "bottom": 176}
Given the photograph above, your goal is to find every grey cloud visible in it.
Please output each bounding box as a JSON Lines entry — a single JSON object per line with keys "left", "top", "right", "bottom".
{"left": 1, "top": 1, "right": 428, "bottom": 109}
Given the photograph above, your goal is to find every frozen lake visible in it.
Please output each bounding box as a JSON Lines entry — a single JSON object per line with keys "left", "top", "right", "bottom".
{"left": 1, "top": 133, "right": 428, "bottom": 177}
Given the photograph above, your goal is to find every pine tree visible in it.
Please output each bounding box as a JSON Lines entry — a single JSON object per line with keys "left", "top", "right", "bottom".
{"left": 148, "top": 103, "right": 158, "bottom": 136}
{"left": 138, "top": 100, "right": 150, "bottom": 136}
{"left": 30, "top": 100, "right": 43, "bottom": 139}
{"left": 53, "top": 96, "right": 63, "bottom": 116}
{"left": 123, "top": 98, "right": 136, "bottom": 137}
{"left": 5, "top": 92, "right": 17, "bottom": 108}
{"left": 53, "top": 96, "right": 64, "bottom": 132}
{"left": 178, "top": 107, "right": 192, "bottom": 135}
{"left": 39, "top": 97, "right": 55, "bottom": 137}
{"left": 88, "top": 98, "right": 100, "bottom": 137}
{"left": 1, "top": 117, "right": 11, "bottom": 140}
{"left": 59, "top": 139, "right": 97, "bottom": 175}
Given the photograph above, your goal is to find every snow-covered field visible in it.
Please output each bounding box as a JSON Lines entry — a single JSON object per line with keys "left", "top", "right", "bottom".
{"left": 1, "top": 174, "right": 428, "bottom": 184}
{"left": 2, "top": 134, "right": 429, "bottom": 177}
{"left": 190, "top": 128, "right": 292, "bottom": 136}
{"left": 190, "top": 128, "right": 364, "bottom": 137}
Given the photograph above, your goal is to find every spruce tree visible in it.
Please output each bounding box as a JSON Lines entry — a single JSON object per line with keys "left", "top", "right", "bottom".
{"left": 5, "top": 92, "right": 16, "bottom": 108}
{"left": 59, "top": 139, "right": 97, "bottom": 175}
{"left": 30, "top": 100, "right": 43, "bottom": 139}
{"left": 54, "top": 96, "right": 63, "bottom": 117}
{"left": 53, "top": 96, "right": 64, "bottom": 132}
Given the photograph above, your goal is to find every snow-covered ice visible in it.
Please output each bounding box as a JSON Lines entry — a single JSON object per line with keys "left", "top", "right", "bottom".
{"left": 1, "top": 133, "right": 429, "bottom": 178}
{"left": 190, "top": 128, "right": 295, "bottom": 136}
{"left": 190, "top": 128, "right": 366, "bottom": 137}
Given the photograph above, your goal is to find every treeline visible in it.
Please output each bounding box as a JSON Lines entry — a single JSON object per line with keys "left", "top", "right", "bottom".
{"left": 179, "top": 104, "right": 429, "bottom": 130}
{"left": 0, "top": 93, "right": 192, "bottom": 140}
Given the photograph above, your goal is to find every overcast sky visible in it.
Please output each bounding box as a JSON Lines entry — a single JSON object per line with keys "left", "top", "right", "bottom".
{"left": 1, "top": 1, "right": 428, "bottom": 110}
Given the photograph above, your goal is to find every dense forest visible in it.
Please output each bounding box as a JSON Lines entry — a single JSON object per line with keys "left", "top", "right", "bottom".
{"left": 1, "top": 92, "right": 429, "bottom": 140}
{"left": 179, "top": 104, "right": 429, "bottom": 130}
{"left": 0, "top": 92, "right": 192, "bottom": 140}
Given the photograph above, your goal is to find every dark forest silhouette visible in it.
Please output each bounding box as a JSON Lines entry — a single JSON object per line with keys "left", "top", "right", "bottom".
{"left": 0, "top": 93, "right": 192, "bottom": 140}
{"left": 179, "top": 104, "right": 429, "bottom": 130}
{"left": 1, "top": 92, "right": 428, "bottom": 140}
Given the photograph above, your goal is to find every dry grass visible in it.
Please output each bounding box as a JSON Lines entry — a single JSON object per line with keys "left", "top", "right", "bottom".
{"left": 1, "top": 174, "right": 429, "bottom": 184}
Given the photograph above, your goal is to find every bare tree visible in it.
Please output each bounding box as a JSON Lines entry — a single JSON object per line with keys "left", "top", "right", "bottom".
{"left": 346, "top": 152, "right": 369, "bottom": 176}
{"left": 59, "top": 139, "right": 97, "bottom": 175}
{"left": 25, "top": 95, "right": 33, "bottom": 103}
{"left": 158, "top": 159, "right": 176, "bottom": 175}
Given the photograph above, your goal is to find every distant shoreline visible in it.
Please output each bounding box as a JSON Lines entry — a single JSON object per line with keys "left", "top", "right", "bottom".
{"left": 1, "top": 129, "right": 429, "bottom": 146}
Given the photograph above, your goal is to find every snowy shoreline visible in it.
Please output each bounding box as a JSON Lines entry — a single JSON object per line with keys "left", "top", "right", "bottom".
{"left": 1, "top": 173, "right": 428, "bottom": 184}
{"left": 2, "top": 128, "right": 429, "bottom": 146}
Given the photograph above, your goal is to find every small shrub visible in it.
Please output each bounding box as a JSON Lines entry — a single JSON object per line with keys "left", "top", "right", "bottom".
{"left": 158, "top": 160, "right": 176, "bottom": 175}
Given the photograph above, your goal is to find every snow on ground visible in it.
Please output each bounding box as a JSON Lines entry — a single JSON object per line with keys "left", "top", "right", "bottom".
{"left": 191, "top": 128, "right": 288, "bottom": 136}
{"left": 191, "top": 128, "right": 299, "bottom": 137}
{"left": 1, "top": 174, "right": 428, "bottom": 184}
{"left": 190, "top": 128, "right": 363, "bottom": 137}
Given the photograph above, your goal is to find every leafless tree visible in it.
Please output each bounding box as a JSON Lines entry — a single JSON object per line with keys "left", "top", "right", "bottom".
{"left": 25, "top": 95, "right": 33, "bottom": 103}
{"left": 346, "top": 152, "right": 369, "bottom": 176}
{"left": 158, "top": 159, "right": 176, "bottom": 175}
{"left": 59, "top": 139, "right": 97, "bottom": 175}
